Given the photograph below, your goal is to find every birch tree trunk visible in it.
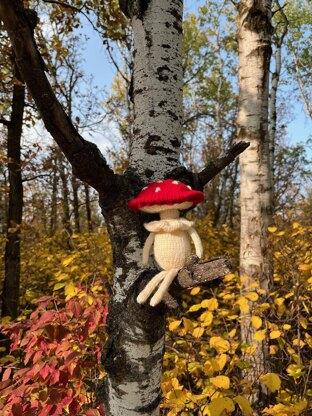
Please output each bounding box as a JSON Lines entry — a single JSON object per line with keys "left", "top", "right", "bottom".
{"left": 99, "top": 1, "right": 183, "bottom": 414}
{"left": 269, "top": 2, "right": 288, "bottom": 187}
{"left": 237, "top": 0, "right": 274, "bottom": 407}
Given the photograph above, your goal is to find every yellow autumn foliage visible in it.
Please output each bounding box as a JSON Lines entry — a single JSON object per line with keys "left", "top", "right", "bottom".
{"left": 1, "top": 214, "right": 311, "bottom": 415}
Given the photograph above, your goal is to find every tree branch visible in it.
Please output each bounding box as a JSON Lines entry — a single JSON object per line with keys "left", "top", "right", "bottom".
{"left": 196, "top": 141, "right": 249, "bottom": 187}
{"left": 0, "top": 0, "right": 117, "bottom": 196}
{"left": 163, "top": 255, "right": 232, "bottom": 308}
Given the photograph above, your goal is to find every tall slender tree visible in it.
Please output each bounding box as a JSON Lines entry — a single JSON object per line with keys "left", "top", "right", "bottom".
{"left": 0, "top": 1, "right": 248, "bottom": 413}
{"left": 236, "top": 0, "right": 274, "bottom": 407}
{"left": 1, "top": 62, "right": 25, "bottom": 319}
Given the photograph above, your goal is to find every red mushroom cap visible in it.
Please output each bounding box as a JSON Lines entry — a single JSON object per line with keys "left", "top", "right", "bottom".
{"left": 128, "top": 179, "right": 204, "bottom": 212}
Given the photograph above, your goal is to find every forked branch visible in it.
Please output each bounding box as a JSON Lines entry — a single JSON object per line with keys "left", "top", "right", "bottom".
{"left": 197, "top": 141, "right": 249, "bottom": 187}
{"left": 0, "top": 0, "right": 117, "bottom": 195}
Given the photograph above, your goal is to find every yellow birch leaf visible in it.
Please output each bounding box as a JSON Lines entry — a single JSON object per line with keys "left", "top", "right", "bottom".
{"left": 62, "top": 255, "right": 76, "bottom": 267}
{"left": 87, "top": 295, "right": 94, "bottom": 305}
{"left": 190, "top": 287, "right": 200, "bottom": 295}
{"left": 201, "top": 298, "right": 219, "bottom": 311}
{"left": 286, "top": 364, "right": 305, "bottom": 379}
{"left": 189, "top": 304, "right": 202, "bottom": 312}
{"left": 53, "top": 282, "right": 66, "bottom": 291}
{"left": 270, "top": 330, "right": 281, "bottom": 339}
{"left": 251, "top": 316, "right": 262, "bottom": 329}
{"left": 269, "top": 345, "right": 279, "bottom": 354}
{"left": 228, "top": 328, "right": 236, "bottom": 338}
{"left": 263, "top": 403, "right": 290, "bottom": 415}
{"left": 259, "top": 373, "right": 281, "bottom": 392}
{"left": 200, "top": 311, "right": 213, "bottom": 327}
{"left": 193, "top": 327, "right": 204, "bottom": 338}
{"left": 210, "top": 336, "right": 230, "bottom": 353}
{"left": 245, "top": 292, "right": 259, "bottom": 302}
{"left": 203, "top": 360, "right": 214, "bottom": 376}
{"left": 210, "top": 375, "right": 230, "bottom": 389}
{"left": 65, "top": 281, "right": 78, "bottom": 300}
{"left": 211, "top": 354, "right": 228, "bottom": 371}
{"left": 299, "top": 264, "right": 311, "bottom": 271}
{"left": 166, "top": 389, "right": 187, "bottom": 408}
{"left": 283, "top": 324, "right": 291, "bottom": 330}
{"left": 234, "top": 395, "right": 253, "bottom": 416}
{"left": 268, "top": 226, "right": 277, "bottom": 233}
{"left": 206, "top": 397, "right": 235, "bottom": 416}
{"left": 254, "top": 329, "right": 266, "bottom": 341}
{"left": 237, "top": 297, "right": 249, "bottom": 313}
{"left": 183, "top": 317, "right": 194, "bottom": 332}
{"left": 169, "top": 320, "right": 182, "bottom": 331}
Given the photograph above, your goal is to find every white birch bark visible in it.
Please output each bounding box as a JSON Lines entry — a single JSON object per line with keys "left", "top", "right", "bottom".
{"left": 129, "top": 0, "right": 183, "bottom": 181}
{"left": 237, "top": 0, "right": 274, "bottom": 405}
{"left": 101, "top": 1, "right": 184, "bottom": 414}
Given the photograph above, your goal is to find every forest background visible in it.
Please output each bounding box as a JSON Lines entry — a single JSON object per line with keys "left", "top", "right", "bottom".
{"left": 0, "top": 0, "right": 311, "bottom": 415}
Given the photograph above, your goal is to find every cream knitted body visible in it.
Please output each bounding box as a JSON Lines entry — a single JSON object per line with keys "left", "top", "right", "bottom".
{"left": 137, "top": 217, "right": 203, "bottom": 306}
{"left": 145, "top": 219, "right": 193, "bottom": 270}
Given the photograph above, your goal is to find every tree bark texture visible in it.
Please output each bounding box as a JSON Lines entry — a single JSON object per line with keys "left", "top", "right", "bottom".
{"left": 100, "top": 2, "right": 184, "bottom": 413}
{"left": 237, "top": 0, "right": 274, "bottom": 404}
{"left": 128, "top": 0, "right": 183, "bottom": 181}
{"left": 0, "top": 1, "right": 248, "bottom": 414}
{"left": 71, "top": 174, "right": 81, "bottom": 234}
{"left": 2, "top": 63, "right": 25, "bottom": 319}
{"left": 84, "top": 183, "right": 93, "bottom": 232}
{"left": 49, "top": 157, "right": 58, "bottom": 236}
{"left": 59, "top": 160, "right": 72, "bottom": 238}
{"left": 269, "top": 4, "right": 288, "bottom": 188}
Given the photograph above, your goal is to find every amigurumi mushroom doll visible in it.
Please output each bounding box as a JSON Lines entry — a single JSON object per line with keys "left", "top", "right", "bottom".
{"left": 128, "top": 179, "right": 204, "bottom": 307}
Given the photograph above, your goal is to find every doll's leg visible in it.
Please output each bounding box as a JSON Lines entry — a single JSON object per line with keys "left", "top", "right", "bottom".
{"left": 150, "top": 268, "right": 179, "bottom": 307}
{"left": 137, "top": 270, "right": 167, "bottom": 304}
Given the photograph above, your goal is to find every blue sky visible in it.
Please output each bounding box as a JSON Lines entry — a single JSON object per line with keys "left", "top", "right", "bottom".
{"left": 79, "top": 2, "right": 312, "bottom": 150}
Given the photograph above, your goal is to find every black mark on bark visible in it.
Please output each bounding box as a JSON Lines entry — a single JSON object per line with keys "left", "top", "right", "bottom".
{"left": 168, "top": 110, "right": 178, "bottom": 120}
{"left": 170, "top": 138, "right": 180, "bottom": 148}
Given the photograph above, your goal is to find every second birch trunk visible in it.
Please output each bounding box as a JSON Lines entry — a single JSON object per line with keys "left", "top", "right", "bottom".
{"left": 237, "top": 0, "right": 274, "bottom": 407}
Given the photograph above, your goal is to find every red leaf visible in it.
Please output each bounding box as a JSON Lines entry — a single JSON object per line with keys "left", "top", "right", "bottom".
{"left": 39, "top": 364, "right": 50, "bottom": 380}
{"left": 68, "top": 300, "right": 82, "bottom": 318}
{"left": 33, "top": 350, "right": 43, "bottom": 363}
{"left": 38, "top": 404, "right": 53, "bottom": 416}
{"left": 99, "top": 404, "right": 106, "bottom": 416}
{"left": 38, "top": 310, "right": 56, "bottom": 326}
{"left": 0, "top": 379, "right": 11, "bottom": 390}
{"left": 49, "top": 369, "right": 60, "bottom": 385}
{"left": 12, "top": 403, "right": 23, "bottom": 416}
{"left": 64, "top": 351, "right": 80, "bottom": 366}
{"left": 2, "top": 367, "right": 12, "bottom": 381}
{"left": 86, "top": 410, "right": 100, "bottom": 416}
{"left": 69, "top": 399, "right": 80, "bottom": 415}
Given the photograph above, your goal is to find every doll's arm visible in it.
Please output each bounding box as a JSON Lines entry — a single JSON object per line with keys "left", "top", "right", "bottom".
{"left": 143, "top": 232, "right": 155, "bottom": 266}
{"left": 189, "top": 228, "right": 203, "bottom": 259}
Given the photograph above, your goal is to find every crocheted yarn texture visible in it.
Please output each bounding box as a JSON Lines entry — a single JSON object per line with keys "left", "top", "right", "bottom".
{"left": 128, "top": 179, "right": 204, "bottom": 307}
{"left": 128, "top": 179, "right": 204, "bottom": 212}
